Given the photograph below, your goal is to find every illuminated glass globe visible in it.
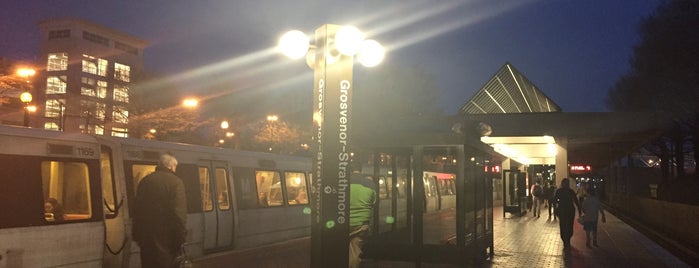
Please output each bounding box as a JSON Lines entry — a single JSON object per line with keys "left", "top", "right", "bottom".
{"left": 278, "top": 30, "right": 310, "bottom": 59}
{"left": 357, "top": 40, "right": 385, "bottom": 67}
{"left": 334, "top": 26, "right": 363, "bottom": 56}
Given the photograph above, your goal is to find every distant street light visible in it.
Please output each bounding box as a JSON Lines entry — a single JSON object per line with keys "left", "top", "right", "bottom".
{"left": 182, "top": 98, "right": 199, "bottom": 108}
{"left": 278, "top": 24, "right": 385, "bottom": 268}
{"left": 220, "top": 120, "right": 229, "bottom": 129}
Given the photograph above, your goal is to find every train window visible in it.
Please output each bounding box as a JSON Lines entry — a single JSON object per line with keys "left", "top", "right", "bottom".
{"left": 424, "top": 175, "right": 438, "bottom": 197}
{"left": 199, "top": 167, "right": 213, "bottom": 212}
{"left": 438, "top": 179, "right": 456, "bottom": 196}
{"left": 41, "top": 161, "right": 92, "bottom": 222}
{"left": 232, "top": 167, "right": 257, "bottom": 209}
{"left": 215, "top": 168, "right": 230, "bottom": 210}
{"left": 256, "top": 171, "right": 282, "bottom": 207}
{"left": 285, "top": 172, "right": 308, "bottom": 205}
{"left": 131, "top": 164, "right": 156, "bottom": 191}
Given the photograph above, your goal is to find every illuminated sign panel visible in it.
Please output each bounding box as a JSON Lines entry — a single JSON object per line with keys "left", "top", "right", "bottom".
{"left": 570, "top": 165, "right": 591, "bottom": 172}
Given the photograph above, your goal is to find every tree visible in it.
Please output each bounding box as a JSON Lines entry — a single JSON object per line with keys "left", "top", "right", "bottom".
{"left": 606, "top": 0, "right": 699, "bottom": 178}
{"left": 237, "top": 118, "right": 302, "bottom": 154}
{"left": 0, "top": 57, "right": 27, "bottom": 105}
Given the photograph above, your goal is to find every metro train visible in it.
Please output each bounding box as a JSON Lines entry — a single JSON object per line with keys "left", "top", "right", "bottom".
{"left": 0, "top": 125, "right": 457, "bottom": 267}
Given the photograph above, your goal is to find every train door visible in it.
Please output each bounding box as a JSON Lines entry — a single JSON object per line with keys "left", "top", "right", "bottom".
{"left": 199, "top": 160, "right": 234, "bottom": 250}
{"left": 100, "top": 145, "right": 130, "bottom": 268}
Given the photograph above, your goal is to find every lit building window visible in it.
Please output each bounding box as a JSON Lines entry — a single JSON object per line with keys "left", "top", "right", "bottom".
{"left": 81, "top": 87, "right": 96, "bottom": 97}
{"left": 45, "top": 99, "right": 64, "bottom": 118}
{"left": 96, "top": 103, "right": 106, "bottom": 120}
{"left": 112, "top": 106, "right": 128, "bottom": 124}
{"left": 114, "top": 63, "right": 130, "bottom": 82}
{"left": 94, "top": 125, "right": 104, "bottom": 135}
{"left": 111, "top": 127, "right": 128, "bottom": 137}
{"left": 44, "top": 122, "right": 60, "bottom": 131}
{"left": 97, "top": 81, "right": 107, "bottom": 98}
{"left": 46, "top": 76, "right": 67, "bottom": 94}
{"left": 81, "top": 77, "right": 95, "bottom": 85}
{"left": 82, "top": 54, "right": 108, "bottom": 76}
{"left": 82, "top": 59, "right": 96, "bottom": 74}
{"left": 98, "top": 59, "right": 108, "bottom": 76}
{"left": 113, "top": 85, "right": 129, "bottom": 103}
{"left": 81, "top": 80, "right": 107, "bottom": 98}
{"left": 47, "top": 53, "right": 68, "bottom": 71}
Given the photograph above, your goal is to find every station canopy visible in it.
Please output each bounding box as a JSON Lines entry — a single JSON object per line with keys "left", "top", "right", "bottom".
{"left": 356, "top": 63, "right": 672, "bottom": 170}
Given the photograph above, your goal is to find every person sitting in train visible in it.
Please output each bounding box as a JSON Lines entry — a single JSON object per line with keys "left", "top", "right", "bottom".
{"left": 44, "top": 198, "right": 65, "bottom": 222}
{"left": 258, "top": 192, "right": 269, "bottom": 207}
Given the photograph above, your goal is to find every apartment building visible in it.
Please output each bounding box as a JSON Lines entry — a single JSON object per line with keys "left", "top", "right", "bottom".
{"left": 36, "top": 17, "right": 148, "bottom": 136}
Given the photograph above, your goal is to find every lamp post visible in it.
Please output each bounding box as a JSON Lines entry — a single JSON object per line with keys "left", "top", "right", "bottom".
{"left": 278, "top": 24, "right": 385, "bottom": 268}
{"left": 20, "top": 92, "right": 33, "bottom": 127}
{"left": 17, "top": 68, "right": 36, "bottom": 127}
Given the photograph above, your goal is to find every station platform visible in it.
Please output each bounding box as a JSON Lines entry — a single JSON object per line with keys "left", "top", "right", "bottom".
{"left": 192, "top": 206, "right": 692, "bottom": 268}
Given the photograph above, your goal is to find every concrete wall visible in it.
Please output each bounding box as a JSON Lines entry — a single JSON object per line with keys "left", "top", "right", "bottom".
{"left": 606, "top": 193, "right": 699, "bottom": 251}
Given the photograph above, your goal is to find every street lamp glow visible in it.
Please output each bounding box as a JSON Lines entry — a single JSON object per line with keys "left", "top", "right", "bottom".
{"left": 278, "top": 30, "right": 310, "bottom": 59}
{"left": 267, "top": 115, "right": 278, "bottom": 122}
{"left": 26, "top": 105, "right": 37, "bottom": 113}
{"left": 182, "top": 98, "right": 199, "bottom": 108}
{"left": 334, "top": 26, "right": 363, "bottom": 56}
{"left": 220, "top": 120, "right": 229, "bottom": 129}
{"left": 20, "top": 92, "right": 33, "bottom": 103}
{"left": 357, "top": 40, "right": 385, "bottom": 67}
{"left": 17, "top": 68, "right": 36, "bottom": 78}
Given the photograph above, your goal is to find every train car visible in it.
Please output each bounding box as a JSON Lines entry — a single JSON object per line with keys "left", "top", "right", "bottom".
{"left": 363, "top": 166, "right": 457, "bottom": 234}
{"left": 0, "top": 125, "right": 458, "bottom": 267}
{"left": 423, "top": 171, "right": 457, "bottom": 211}
{"left": 0, "top": 125, "right": 312, "bottom": 267}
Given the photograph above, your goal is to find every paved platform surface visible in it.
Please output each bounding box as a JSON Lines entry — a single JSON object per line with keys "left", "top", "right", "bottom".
{"left": 362, "top": 205, "right": 690, "bottom": 268}
{"left": 193, "top": 205, "right": 691, "bottom": 267}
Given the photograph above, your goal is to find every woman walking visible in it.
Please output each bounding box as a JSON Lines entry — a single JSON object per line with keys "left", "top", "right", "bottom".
{"left": 554, "top": 178, "right": 581, "bottom": 249}
{"left": 582, "top": 188, "right": 606, "bottom": 248}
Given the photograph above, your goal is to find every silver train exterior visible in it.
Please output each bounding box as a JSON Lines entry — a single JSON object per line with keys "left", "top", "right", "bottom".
{"left": 0, "top": 125, "right": 456, "bottom": 267}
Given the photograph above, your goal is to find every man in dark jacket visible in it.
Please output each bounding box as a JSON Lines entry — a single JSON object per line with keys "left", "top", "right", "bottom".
{"left": 133, "top": 153, "right": 187, "bottom": 268}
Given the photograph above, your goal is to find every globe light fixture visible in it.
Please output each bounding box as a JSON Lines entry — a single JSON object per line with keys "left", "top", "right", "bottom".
{"left": 280, "top": 26, "right": 385, "bottom": 68}
{"left": 278, "top": 30, "right": 310, "bottom": 59}
{"left": 334, "top": 26, "right": 363, "bottom": 56}
{"left": 357, "top": 40, "right": 385, "bottom": 67}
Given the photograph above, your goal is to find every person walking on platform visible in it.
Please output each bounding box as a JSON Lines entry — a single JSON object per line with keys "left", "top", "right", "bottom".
{"left": 544, "top": 181, "right": 557, "bottom": 220}
{"left": 530, "top": 181, "right": 543, "bottom": 217}
{"left": 554, "top": 178, "right": 581, "bottom": 249}
{"left": 581, "top": 188, "right": 606, "bottom": 248}
{"left": 349, "top": 171, "right": 377, "bottom": 268}
{"left": 133, "top": 153, "right": 188, "bottom": 268}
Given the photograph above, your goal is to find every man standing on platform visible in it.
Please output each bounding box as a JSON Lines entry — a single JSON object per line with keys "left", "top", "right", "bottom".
{"left": 133, "top": 153, "right": 188, "bottom": 268}
{"left": 349, "top": 170, "right": 377, "bottom": 268}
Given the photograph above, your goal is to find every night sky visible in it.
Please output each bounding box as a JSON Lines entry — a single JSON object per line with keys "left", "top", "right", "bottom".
{"left": 1, "top": 0, "right": 662, "bottom": 114}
